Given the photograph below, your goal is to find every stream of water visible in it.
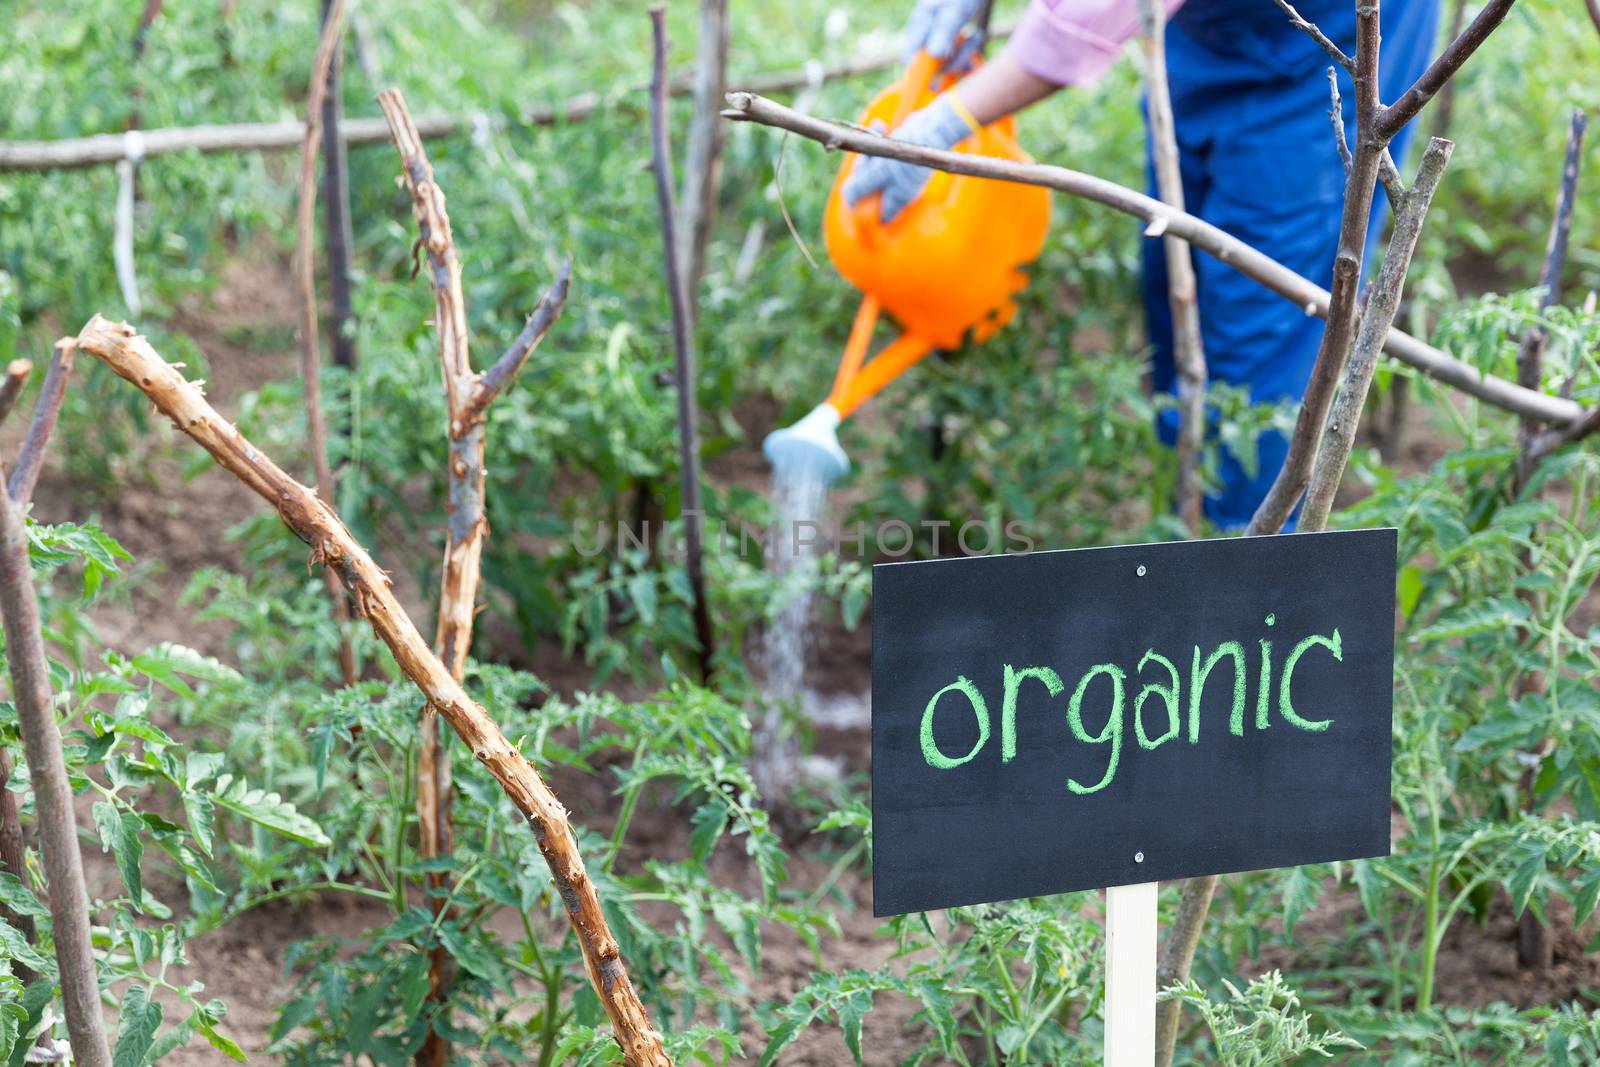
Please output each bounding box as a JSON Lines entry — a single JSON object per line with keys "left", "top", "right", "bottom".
{"left": 753, "top": 460, "right": 829, "bottom": 796}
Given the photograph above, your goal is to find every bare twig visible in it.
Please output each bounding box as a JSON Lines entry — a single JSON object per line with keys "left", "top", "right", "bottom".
{"left": 0, "top": 24, "right": 1020, "bottom": 174}
{"left": 0, "top": 360, "right": 32, "bottom": 427}
{"left": 1427, "top": 0, "right": 1471, "bottom": 142}
{"left": 1139, "top": 0, "right": 1206, "bottom": 533}
{"left": 467, "top": 257, "right": 572, "bottom": 419}
{"left": 1326, "top": 68, "right": 1354, "bottom": 176}
{"left": 1247, "top": 0, "right": 1384, "bottom": 536}
{"left": 1375, "top": 0, "right": 1518, "bottom": 141}
{"left": 651, "top": 8, "right": 716, "bottom": 681}
{"left": 720, "top": 93, "right": 1585, "bottom": 428}
{"left": 320, "top": 0, "right": 358, "bottom": 372}
{"left": 1589, "top": 0, "right": 1600, "bottom": 39}
{"left": 296, "top": 0, "right": 357, "bottom": 688}
{"left": 1270, "top": 0, "right": 1355, "bottom": 72}
{"left": 1301, "top": 138, "right": 1454, "bottom": 531}
{"left": 1516, "top": 109, "right": 1587, "bottom": 482}
{"left": 678, "top": 0, "right": 730, "bottom": 300}
{"left": 75, "top": 316, "right": 671, "bottom": 1067}
{"left": 8, "top": 341, "right": 75, "bottom": 507}
{"left": 0, "top": 468, "right": 112, "bottom": 1067}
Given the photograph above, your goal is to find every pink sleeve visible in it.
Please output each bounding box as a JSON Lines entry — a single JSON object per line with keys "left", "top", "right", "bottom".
{"left": 1005, "top": 0, "right": 1188, "bottom": 87}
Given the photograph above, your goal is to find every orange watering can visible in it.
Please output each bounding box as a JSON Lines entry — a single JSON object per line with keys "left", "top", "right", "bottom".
{"left": 762, "top": 51, "right": 1052, "bottom": 482}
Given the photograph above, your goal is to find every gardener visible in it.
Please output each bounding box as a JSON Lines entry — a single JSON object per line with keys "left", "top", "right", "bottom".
{"left": 844, "top": 0, "right": 1439, "bottom": 528}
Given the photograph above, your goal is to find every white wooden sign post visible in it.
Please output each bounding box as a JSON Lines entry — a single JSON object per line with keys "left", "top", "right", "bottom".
{"left": 1104, "top": 881, "right": 1157, "bottom": 1066}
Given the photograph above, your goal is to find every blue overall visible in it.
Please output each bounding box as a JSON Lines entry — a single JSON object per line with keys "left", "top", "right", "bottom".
{"left": 1143, "top": 0, "right": 1440, "bottom": 528}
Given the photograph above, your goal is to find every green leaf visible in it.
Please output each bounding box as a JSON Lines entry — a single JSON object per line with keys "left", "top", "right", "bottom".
{"left": 688, "top": 797, "right": 729, "bottom": 865}
{"left": 94, "top": 800, "right": 144, "bottom": 910}
{"left": 1414, "top": 597, "right": 1530, "bottom": 644}
{"left": 1455, "top": 715, "right": 1533, "bottom": 754}
{"left": 130, "top": 644, "right": 240, "bottom": 699}
{"left": 112, "top": 985, "right": 162, "bottom": 1067}
{"left": 839, "top": 996, "right": 865, "bottom": 1064}
{"left": 183, "top": 792, "right": 215, "bottom": 857}
{"left": 397, "top": 953, "right": 432, "bottom": 1026}
{"left": 198, "top": 1020, "right": 245, "bottom": 1063}
{"left": 759, "top": 1005, "right": 820, "bottom": 1067}
{"left": 1281, "top": 865, "right": 1322, "bottom": 940}
{"left": 183, "top": 751, "right": 225, "bottom": 790}
{"left": 0, "top": 917, "right": 54, "bottom": 976}
{"left": 208, "top": 774, "right": 330, "bottom": 848}
{"left": 0, "top": 873, "right": 46, "bottom": 919}
{"left": 1507, "top": 845, "right": 1549, "bottom": 917}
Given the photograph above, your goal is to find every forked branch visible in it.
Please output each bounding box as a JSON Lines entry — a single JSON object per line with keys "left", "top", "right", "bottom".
{"left": 377, "top": 85, "right": 572, "bottom": 1067}
{"left": 1300, "top": 137, "right": 1454, "bottom": 531}
{"left": 1375, "top": 0, "right": 1518, "bottom": 141}
{"left": 74, "top": 316, "right": 671, "bottom": 1067}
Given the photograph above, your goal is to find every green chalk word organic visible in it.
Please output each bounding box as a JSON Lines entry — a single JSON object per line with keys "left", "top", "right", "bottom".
{"left": 918, "top": 615, "right": 1343, "bottom": 794}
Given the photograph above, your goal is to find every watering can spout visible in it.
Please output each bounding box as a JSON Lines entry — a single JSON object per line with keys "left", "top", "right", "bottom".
{"left": 763, "top": 403, "right": 850, "bottom": 485}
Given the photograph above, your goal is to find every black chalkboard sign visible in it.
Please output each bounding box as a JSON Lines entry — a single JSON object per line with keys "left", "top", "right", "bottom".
{"left": 871, "top": 529, "right": 1396, "bottom": 916}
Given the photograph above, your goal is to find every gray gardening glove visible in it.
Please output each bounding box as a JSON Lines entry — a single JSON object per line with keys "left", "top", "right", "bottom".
{"left": 842, "top": 94, "right": 978, "bottom": 222}
{"left": 904, "top": 0, "right": 988, "bottom": 67}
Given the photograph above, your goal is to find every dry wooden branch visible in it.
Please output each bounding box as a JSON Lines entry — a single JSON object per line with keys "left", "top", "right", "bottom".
{"left": 8, "top": 341, "right": 75, "bottom": 507}
{"left": 1517, "top": 109, "right": 1587, "bottom": 481}
{"left": 1301, "top": 138, "right": 1454, "bottom": 531}
{"left": 651, "top": 8, "right": 716, "bottom": 681}
{"left": 1589, "top": 0, "right": 1600, "bottom": 38}
{"left": 1154, "top": 875, "right": 1217, "bottom": 1067}
{"left": 1246, "top": 1, "right": 1384, "bottom": 537}
{"left": 0, "top": 465, "right": 111, "bottom": 1067}
{"left": 0, "top": 360, "right": 33, "bottom": 428}
{"left": 678, "top": 0, "right": 730, "bottom": 300}
{"left": 377, "top": 87, "right": 574, "bottom": 1064}
{"left": 1270, "top": 0, "right": 1354, "bottom": 72}
{"left": 720, "top": 92, "right": 1585, "bottom": 429}
{"left": 1138, "top": 0, "right": 1207, "bottom": 533}
{"left": 296, "top": 0, "right": 357, "bottom": 688}
{"left": 383, "top": 86, "right": 467, "bottom": 1064}
{"left": 320, "top": 0, "right": 358, "bottom": 372}
{"left": 467, "top": 256, "right": 573, "bottom": 421}
{"left": 0, "top": 358, "right": 39, "bottom": 988}
{"left": 1375, "top": 0, "right": 1518, "bottom": 142}
{"left": 0, "top": 24, "right": 1022, "bottom": 175}
{"left": 74, "top": 316, "right": 670, "bottom": 1067}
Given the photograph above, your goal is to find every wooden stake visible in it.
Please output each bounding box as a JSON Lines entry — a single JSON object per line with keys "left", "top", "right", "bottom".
{"left": 320, "top": 0, "right": 358, "bottom": 373}
{"left": 74, "top": 316, "right": 670, "bottom": 1067}
{"left": 0, "top": 440, "right": 112, "bottom": 1067}
{"left": 649, "top": 7, "right": 716, "bottom": 681}
{"left": 295, "top": 0, "right": 357, "bottom": 686}
{"left": 1106, "top": 881, "right": 1158, "bottom": 1067}
{"left": 1137, "top": 0, "right": 1207, "bottom": 534}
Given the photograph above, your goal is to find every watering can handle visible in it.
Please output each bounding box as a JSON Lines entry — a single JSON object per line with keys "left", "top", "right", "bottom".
{"left": 833, "top": 50, "right": 942, "bottom": 392}
{"left": 848, "top": 50, "right": 942, "bottom": 236}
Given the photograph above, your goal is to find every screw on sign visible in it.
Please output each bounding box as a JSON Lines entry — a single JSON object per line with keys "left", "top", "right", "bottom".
{"left": 870, "top": 530, "right": 1396, "bottom": 1064}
